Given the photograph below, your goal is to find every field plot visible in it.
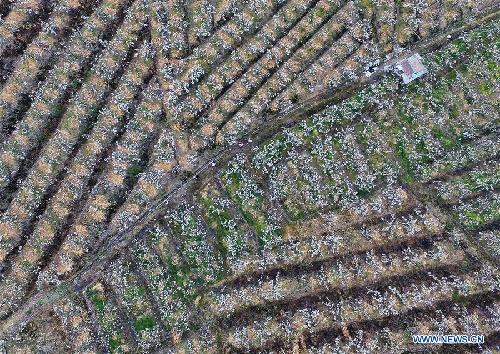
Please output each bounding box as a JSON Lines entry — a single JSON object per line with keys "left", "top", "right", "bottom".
{"left": 0, "top": 0, "right": 498, "bottom": 353}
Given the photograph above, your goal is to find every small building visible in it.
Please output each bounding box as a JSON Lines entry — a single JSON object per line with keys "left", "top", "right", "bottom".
{"left": 395, "top": 53, "right": 428, "bottom": 84}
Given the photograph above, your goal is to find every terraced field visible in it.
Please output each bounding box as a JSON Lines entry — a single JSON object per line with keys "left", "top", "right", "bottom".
{"left": 0, "top": 0, "right": 498, "bottom": 353}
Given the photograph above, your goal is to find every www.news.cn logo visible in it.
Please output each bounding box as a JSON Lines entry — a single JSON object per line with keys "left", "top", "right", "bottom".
{"left": 412, "top": 335, "right": 485, "bottom": 344}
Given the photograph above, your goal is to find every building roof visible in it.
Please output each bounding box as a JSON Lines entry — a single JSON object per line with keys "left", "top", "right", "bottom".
{"left": 396, "top": 53, "right": 428, "bottom": 83}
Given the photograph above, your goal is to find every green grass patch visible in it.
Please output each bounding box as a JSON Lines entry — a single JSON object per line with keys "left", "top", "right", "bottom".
{"left": 70, "top": 79, "right": 80, "bottom": 90}
{"left": 358, "top": 0, "right": 373, "bottom": 15}
{"left": 284, "top": 200, "right": 306, "bottom": 222}
{"left": 288, "top": 91, "right": 299, "bottom": 104}
{"left": 462, "top": 167, "right": 500, "bottom": 192}
{"left": 416, "top": 140, "right": 433, "bottom": 165}
{"left": 407, "top": 81, "right": 419, "bottom": 94}
{"left": 240, "top": 208, "right": 275, "bottom": 249}
{"left": 165, "top": 258, "right": 197, "bottom": 303}
{"left": 431, "top": 127, "right": 455, "bottom": 150}
{"left": 451, "top": 39, "right": 467, "bottom": 55}
{"left": 356, "top": 188, "right": 371, "bottom": 198}
{"left": 431, "top": 84, "right": 448, "bottom": 105}
{"left": 126, "top": 165, "right": 142, "bottom": 179}
{"left": 53, "top": 104, "right": 65, "bottom": 118}
{"left": 199, "top": 196, "right": 244, "bottom": 261}
{"left": 396, "top": 101, "right": 414, "bottom": 125}
{"left": 290, "top": 208, "right": 306, "bottom": 222}
{"left": 165, "top": 204, "right": 225, "bottom": 292}
{"left": 487, "top": 60, "right": 497, "bottom": 72}
{"left": 222, "top": 169, "right": 281, "bottom": 249}
{"left": 354, "top": 122, "right": 369, "bottom": 146}
{"left": 395, "top": 140, "right": 414, "bottom": 182}
{"left": 314, "top": 6, "right": 327, "bottom": 17}
{"left": 463, "top": 210, "right": 486, "bottom": 228}
{"left": 452, "top": 290, "right": 469, "bottom": 306}
{"left": 448, "top": 104, "right": 460, "bottom": 120}
{"left": 432, "top": 52, "right": 444, "bottom": 65}
{"left": 457, "top": 63, "right": 468, "bottom": 73}
{"left": 479, "top": 81, "right": 493, "bottom": 96}
{"left": 124, "top": 286, "right": 146, "bottom": 302}
{"left": 134, "top": 315, "right": 155, "bottom": 332}
{"left": 109, "top": 335, "right": 124, "bottom": 353}
{"left": 87, "top": 288, "right": 106, "bottom": 312}
{"left": 446, "top": 70, "right": 457, "bottom": 83}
